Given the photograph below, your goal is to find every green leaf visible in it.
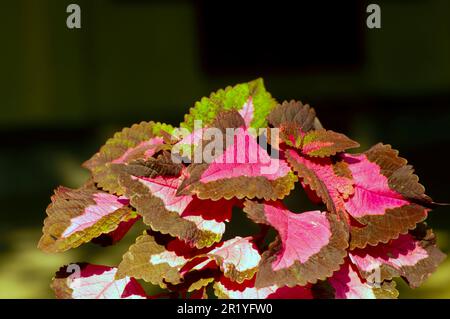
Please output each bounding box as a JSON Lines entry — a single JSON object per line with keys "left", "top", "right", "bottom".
{"left": 181, "top": 78, "right": 277, "bottom": 131}
{"left": 116, "top": 231, "right": 190, "bottom": 287}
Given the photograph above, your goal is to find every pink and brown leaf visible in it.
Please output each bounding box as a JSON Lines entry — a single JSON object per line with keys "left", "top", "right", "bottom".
{"left": 38, "top": 181, "right": 136, "bottom": 253}
{"left": 342, "top": 144, "right": 432, "bottom": 249}
{"left": 243, "top": 200, "right": 349, "bottom": 288}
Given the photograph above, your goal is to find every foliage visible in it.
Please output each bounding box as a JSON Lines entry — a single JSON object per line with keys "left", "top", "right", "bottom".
{"left": 38, "top": 79, "right": 445, "bottom": 299}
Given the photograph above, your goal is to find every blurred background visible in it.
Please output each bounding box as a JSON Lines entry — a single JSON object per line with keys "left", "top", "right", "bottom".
{"left": 0, "top": 0, "right": 449, "bottom": 298}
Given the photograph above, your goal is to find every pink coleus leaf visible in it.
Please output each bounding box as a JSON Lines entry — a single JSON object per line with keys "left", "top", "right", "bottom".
{"left": 341, "top": 143, "right": 432, "bottom": 249}
{"left": 52, "top": 263, "right": 147, "bottom": 299}
{"left": 328, "top": 260, "right": 399, "bottom": 299}
{"left": 178, "top": 111, "right": 297, "bottom": 201}
{"left": 243, "top": 200, "right": 348, "bottom": 288}
{"left": 285, "top": 148, "right": 354, "bottom": 214}
{"left": 38, "top": 181, "right": 136, "bottom": 253}
{"left": 197, "top": 129, "right": 291, "bottom": 183}
{"left": 349, "top": 224, "right": 446, "bottom": 288}
{"left": 117, "top": 168, "right": 234, "bottom": 248}
{"left": 213, "top": 275, "right": 315, "bottom": 299}
{"left": 83, "top": 121, "right": 172, "bottom": 195}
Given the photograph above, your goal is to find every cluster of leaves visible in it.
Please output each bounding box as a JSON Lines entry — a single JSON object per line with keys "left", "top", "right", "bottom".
{"left": 39, "top": 79, "right": 445, "bottom": 299}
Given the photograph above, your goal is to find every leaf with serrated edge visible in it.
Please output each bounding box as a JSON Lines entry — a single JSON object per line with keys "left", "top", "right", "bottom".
{"left": 178, "top": 126, "right": 296, "bottom": 201}
{"left": 243, "top": 200, "right": 348, "bottom": 288}
{"left": 341, "top": 144, "right": 431, "bottom": 249}
{"left": 181, "top": 78, "right": 277, "bottom": 131}
{"left": 349, "top": 224, "right": 446, "bottom": 288}
{"left": 119, "top": 171, "right": 233, "bottom": 248}
{"left": 38, "top": 182, "right": 136, "bottom": 253}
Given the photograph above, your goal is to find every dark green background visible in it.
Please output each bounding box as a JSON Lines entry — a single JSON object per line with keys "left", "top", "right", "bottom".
{"left": 0, "top": 0, "right": 449, "bottom": 298}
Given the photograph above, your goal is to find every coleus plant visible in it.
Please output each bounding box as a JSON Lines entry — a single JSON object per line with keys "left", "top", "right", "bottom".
{"left": 39, "top": 79, "right": 446, "bottom": 299}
